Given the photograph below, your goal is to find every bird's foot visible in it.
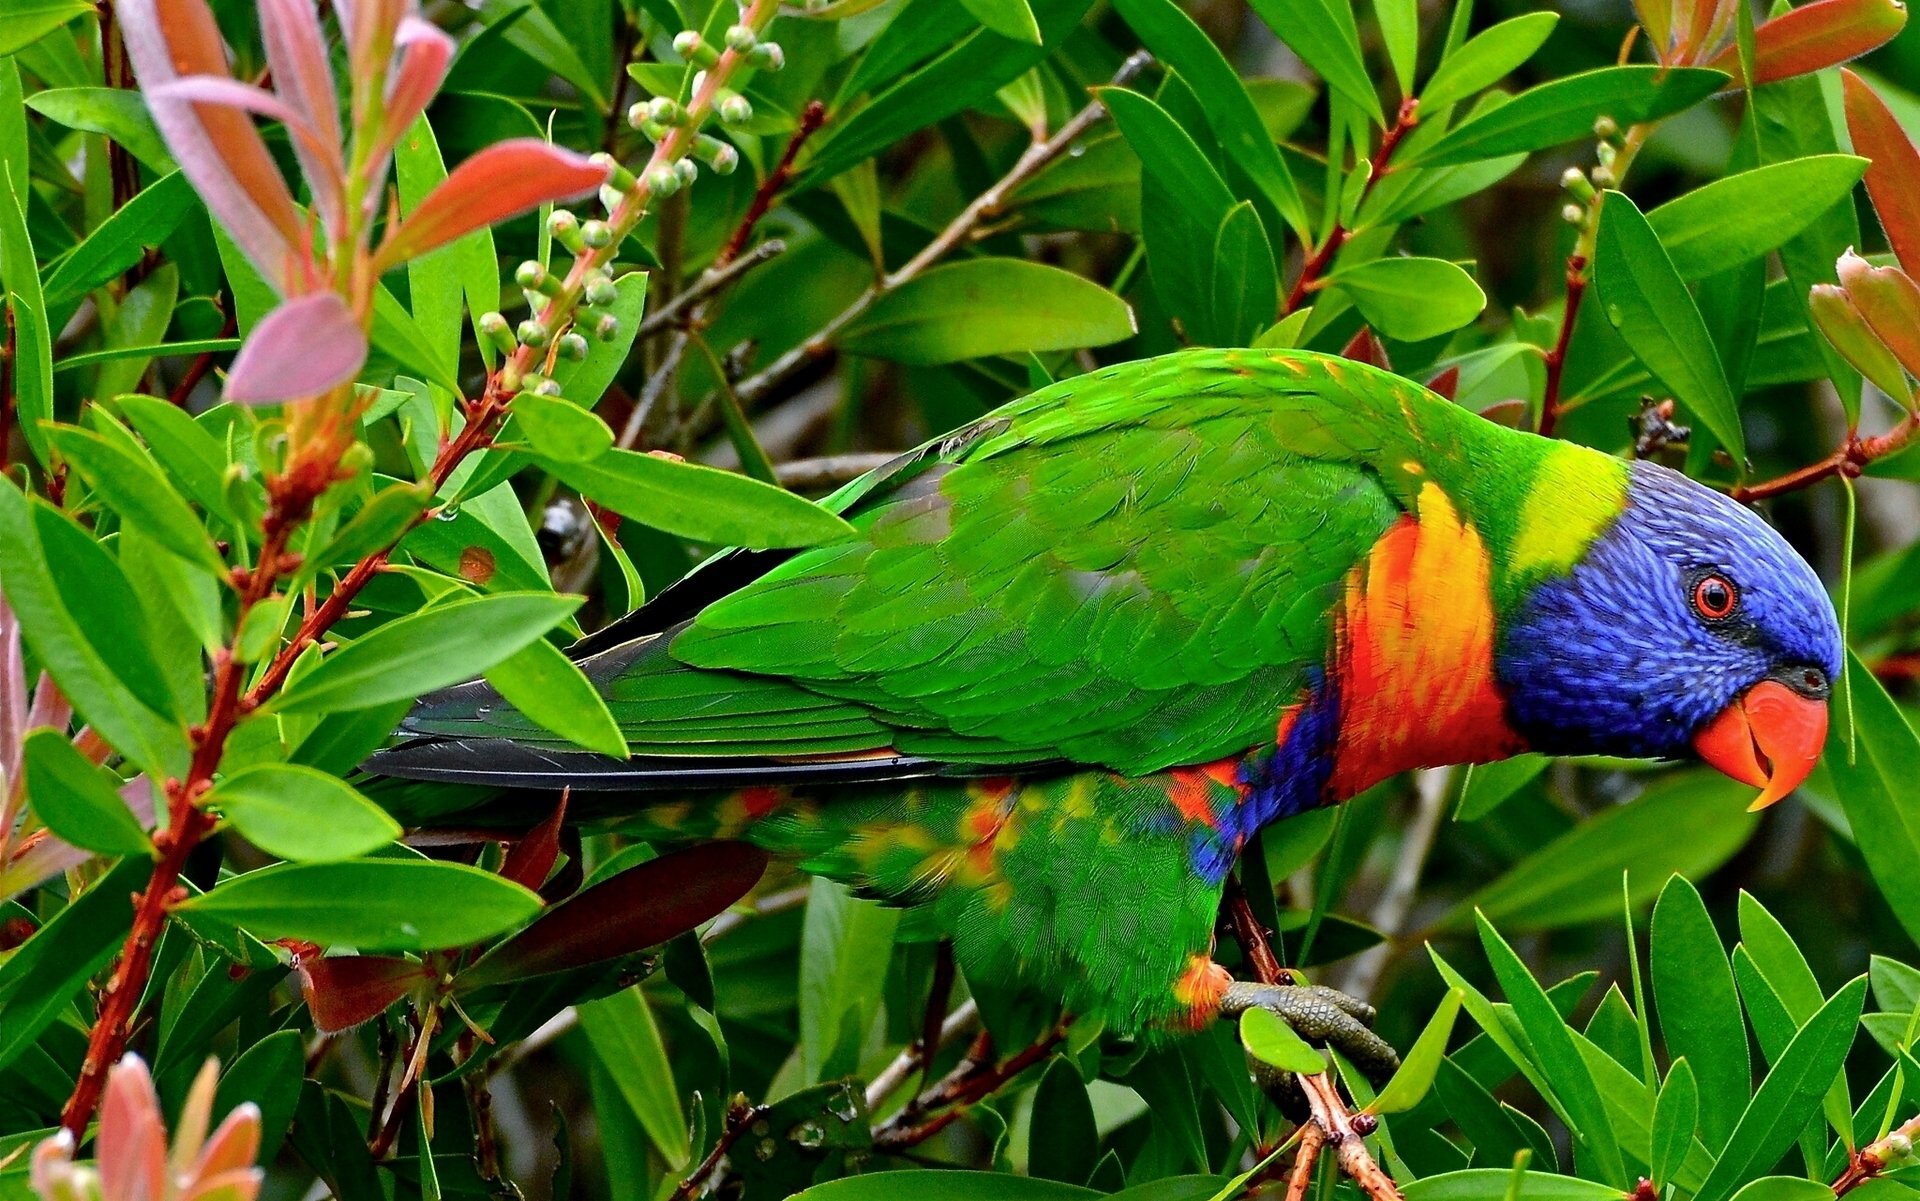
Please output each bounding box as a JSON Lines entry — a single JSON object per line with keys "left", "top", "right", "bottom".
{"left": 1219, "top": 980, "right": 1400, "bottom": 1102}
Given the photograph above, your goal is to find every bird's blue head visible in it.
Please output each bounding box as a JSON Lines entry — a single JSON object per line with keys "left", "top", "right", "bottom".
{"left": 1497, "top": 459, "right": 1842, "bottom": 807}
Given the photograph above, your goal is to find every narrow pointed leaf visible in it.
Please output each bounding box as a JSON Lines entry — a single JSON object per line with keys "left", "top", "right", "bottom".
{"left": 375, "top": 139, "right": 605, "bottom": 269}
{"left": 23, "top": 728, "right": 152, "bottom": 857}
{"left": 210, "top": 764, "right": 402, "bottom": 862}
{"left": 1645, "top": 155, "right": 1870, "bottom": 280}
{"left": 1371, "top": 989, "right": 1464, "bottom": 1114}
{"left": 1420, "top": 13, "right": 1560, "bottom": 108}
{"left": 481, "top": 635, "right": 629, "bottom": 758}
{"left": 1329, "top": 257, "right": 1486, "bottom": 342}
{"left": 838, "top": 259, "right": 1134, "bottom": 364}
{"left": 1839, "top": 254, "right": 1920, "bottom": 386}
{"left": 1845, "top": 69, "right": 1920, "bottom": 276}
{"left": 1651, "top": 875, "right": 1751, "bottom": 1146}
{"left": 1410, "top": 67, "right": 1726, "bottom": 166}
{"left": 293, "top": 954, "right": 430, "bottom": 1033}
{"left": 534, "top": 449, "right": 854, "bottom": 550}
{"left": 180, "top": 860, "right": 542, "bottom": 950}
{"left": 1811, "top": 284, "right": 1910, "bottom": 402}
{"left": 1713, "top": 0, "right": 1906, "bottom": 87}
{"left": 1650, "top": 1059, "right": 1698, "bottom": 1188}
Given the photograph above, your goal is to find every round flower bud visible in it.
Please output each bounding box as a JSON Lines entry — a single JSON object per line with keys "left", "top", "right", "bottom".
{"left": 514, "top": 260, "right": 549, "bottom": 291}
{"left": 694, "top": 135, "right": 739, "bottom": 175}
{"left": 673, "top": 157, "right": 699, "bottom": 185}
{"left": 589, "top": 151, "right": 635, "bottom": 191}
{"left": 716, "top": 90, "right": 753, "bottom": 125}
{"left": 1562, "top": 203, "right": 1586, "bottom": 225}
{"left": 1887, "top": 1133, "right": 1914, "bottom": 1160}
{"left": 548, "top": 209, "right": 586, "bottom": 255}
{"left": 581, "top": 220, "right": 613, "bottom": 248}
{"left": 517, "top": 319, "right": 551, "bottom": 348}
{"left": 558, "top": 332, "right": 590, "bottom": 361}
{"left": 725, "top": 24, "right": 757, "bottom": 51}
{"left": 747, "top": 41, "right": 784, "bottom": 70}
{"left": 585, "top": 274, "right": 619, "bottom": 307}
{"left": 591, "top": 312, "right": 621, "bottom": 341}
{"left": 534, "top": 376, "right": 564, "bottom": 396}
{"left": 1593, "top": 115, "right": 1617, "bottom": 138}
{"left": 1590, "top": 165, "right": 1615, "bottom": 187}
{"left": 645, "top": 164, "right": 682, "bottom": 196}
{"left": 478, "top": 311, "right": 518, "bottom": 355}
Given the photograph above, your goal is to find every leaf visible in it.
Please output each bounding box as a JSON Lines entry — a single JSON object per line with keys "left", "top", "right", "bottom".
{"left": 273, "top": 592, "right": 580, "bottom": 714}
{"left": 577, "top": 987, "right": 689, "bottom": 1169}
{"left": 1455, "top": 753, "right": 1549, "bottom": 822}
{"left": 509, "top": 393, "right": 615, "bottom": 463}
{"left": 460, "top": 842, "right": 767, "bottom": 987}
{"left": 178, "top": 860, "right": 541, "bottom": 950}
{"left": 535, "top": 448, "right": 855, "bottom": 550}
{"left": 0, "top": 858, "right": 150, "bottom": 1070}
{"left": 1650, "top": 1059, "right": 1698, "bottom": 1188}
{"left": 374, "top": 139, "right": 605, "bottom": 271}
{"left": 1371, "top": 988, "right": 1463, "bottom": 1113}
{"left": 0, "top": 0, "right": 90, "bottom": 55}
{"left": 25, "top": 87, "right": 174, "bottom": 172}
{"left": 1645, "top": 155, "right": 1870, "bottom": 281}
{"left": 43, "top": 171, "right": 194, "bottom": 305}
{"left": 1713, "top": 0, "right": 1907, "bottom": 88}
{"left": 1451, "top": 772, "right": 1757, "bottom": 930}
{"left": 1651, "top": 874, "right": 1751, "bottom": 1147}
{"left": 1420, "top": 13, "right": 1560, "bottom": 109}
{"left": 35, "top": 496, "right": 179, "bottom": 718}
{"left": 1825, "top": 653, "right": 1920, "bottom": 948}
{"left": 1400, "top": 1171, "right": 1623, "bottom": 1200}
{"left": 1726, "top": 1181, "right": 1850, "bottom": 1201}
{"left": 791, "top": 1174, "right": 1099, "bottom": 1201}
{"left": 481, "top": 636, "right": 629, "bottom": 758}
{"left": 1476, "top": 912, "right": 1627, "bottom": 1185}
{"left": 1246, "top": 0, "right": 1384, "bottom": 124}
{"left": 959, "top": 0, "right": 1040, "bottom": 43}
{"left": 1029, "top": 1057, "right": 1099, "bottom": 1183}
{"left": 1410, "top": 67, "right": 1727, "bottom": 166}
{"left": 0, "top": 164, "right": 50, "bottom": 467}
{"left": 210, "top": 764, "right": 402, "bottom": 862}
{"left": 22, "top": 728, "right": 151, "bottom": 856}
{"left": 1690, "top": 976, "right": 1867, "bottom": 1201}
{"left": 1238, "top": 1006, "right": 1327, "bottom": 1074}
{"left": 1328, "top": 257, "right": 1486, "bottom": 342}
{"left": 839, "top": 259, "right": 1133, "bottom": 365}
{"left": 1845, "top": 70, "right": 1920, "bottom": 277}
{"left": 294, "top": 954, "right": 432, "bottom": 1034}
{"left": 1592, "top": 191, "right": 1746, "bottom": 464}
{"left": 92, "top": 261, "right": 178, "bottom": 404}
{"left": 1209, "top": 203, "right": 1279, "bottom": 348}
{"left": 46, "top": 425, "right": 226, "bottom": 573}
{"left": 1811, "top": 283, "right": 1911, "bottom": 403}
{"left": 549, "top": 271, "right": 647, "bottom": 405}
{"left": 224, "top": 292, "right": 369, "bottom": 405}
{"left": 1839, "top": 253, "right": 1920, "bottom": 386}
{"left": 800, "top": 878, "right": 900, "bottom": 1082}
{"left": 1374, "top": 0, "right": 1418, "bottom": 97}
{"left": 1107, "top": 0, "right": 1307, "bottom": 238}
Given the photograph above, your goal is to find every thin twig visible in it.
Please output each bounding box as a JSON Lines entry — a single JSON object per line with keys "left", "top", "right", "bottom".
{"left": 732, "top": 50, "right": 1152, "bottom": 408}
{"left": 1835, "top": 1110, "right": 1920, "bottom": 1193}
{"left": 1535, "top": 257, "right": 1586, "bottom": 439}
{"left": 718, "top": 100, "right": 827, "bottom": 268}
{"left": 668, "top": 1096, "right": 767, "bottom": 1201}
{"left": 864, "top": 999, "right": 980, "bottom": 1113}
{"left": 1731, "top": 412, "right": 1920, "bottom": 501}
{"left": 1338, "top": 767, "right": 1451, "bottom": 1001}
{"left": 775, "top": 451, "right": 898, "bottom": 490}
{"left": 634, "top": 239, "right": 788, "bottom": 341}
{"left": 1285, "top": 1123, "right": 1327, "bottom": 1201}
{"left": 1281, "top": 98, "right": 1420, "bottom": 316}
{"left": 870, "top": 1019, "right": 1070, "bottom": 1150}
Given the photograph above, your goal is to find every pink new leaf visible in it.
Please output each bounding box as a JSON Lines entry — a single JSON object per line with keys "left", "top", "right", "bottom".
{"left": 97, "top": 1055, "right": 167, "bottom": 1201}
{"left": 223, "top": 293, "right": 368, "bottom": 405}
{"left": 372, "top": 17, "right": 456, "bottom": 170}
{"left": 152, "top": 77, "right": 341, "bottom": 190}
{"left": 258, "top": 0, "right": 346, "bottom": 238}
{"left": 1711, "top": 0, "right": 1908, "bottom": 86}
{"left": 119, "top": 0, "right": 311, "bottom": 292}
{"left": 374, "top": 139, "right": 607, "bottom": 271}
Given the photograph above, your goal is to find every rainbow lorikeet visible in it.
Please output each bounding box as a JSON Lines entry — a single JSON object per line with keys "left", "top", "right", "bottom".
{"left": 366, "top": 349, "right": 1841, "bottom": 1064}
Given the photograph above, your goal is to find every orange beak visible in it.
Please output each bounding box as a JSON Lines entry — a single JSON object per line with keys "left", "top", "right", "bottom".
{"left": 1691, "top": 679, "right": 1828, "bottom": 812}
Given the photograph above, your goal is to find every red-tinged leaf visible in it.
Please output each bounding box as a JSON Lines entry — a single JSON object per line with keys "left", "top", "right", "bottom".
{"left": 223, "top": 292, "right": 368, "bottom": 404}
{"left": 1810, "top": 281, "right": 1912, "bottom": 403}
{"left": 1428, "top": 364, "right": 1461, "bottom": 399}
{"left": 499, "top": 789, "right": 568, "bottom": 892}
{"left": 1844, "top": 69, "right": 1920, "bottom": 277}
{"left": 1712, "top": 0, "right": 1907, "bottom": 86}
{"left": 373, "top": 17, "right": 454, "bottom": 164}
{"left": 373, "top": 139, "right": 605, "bottom": 271}
{"left": 98, "top": 1057, "right": 167, "bottom": 1201}
{"left": 1479, "top": 398, "right": 1529, "bottom": 427}
{"left": 1839, "top": 251, "right": 1920, "bottom": 383}
{"left": 456, "top": 841, "right": 768, "bottom": 989}
{"left": 1340, "top": 326, "right": 1391, "bottom": 370}
{"left": 257, "top": 0, "right": 344, "bottom": 236}
{"left": 193, "top": 1107, "right": 263, "bottom": 1181}
{"left": 119, "top": 0, "right": 311, "bottom": 291}
{"left": 293, "top": 954, "right": 430, "bottom": 1033}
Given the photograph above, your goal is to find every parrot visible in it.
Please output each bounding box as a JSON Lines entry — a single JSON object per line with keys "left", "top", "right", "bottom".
{"left": 363, "top": 348, "right": 1842, "bottom": 1068}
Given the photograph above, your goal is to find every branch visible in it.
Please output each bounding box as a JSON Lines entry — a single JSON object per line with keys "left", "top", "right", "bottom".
{"left": 668, "top": 1097, "right": 769, "bottom": 1201}
{"left": 1834, "top": 1113, "right": 1920, "bottom": 1193}
{"left": 1281, "top": 98, "right": 1420, "bottom": 316}
{"left": 864, "top": 999, "right": 979, "bottom": 1114}
{"left": 717, "top": 100, "right": 826, "bottom": 268}
{"left": 869, "top": 1018, "right": 1070, "bottom": 1151}
{"left": 1223, "top": 888, "right": 1402, "bottom": 1201}
{"left": 1535, "top": 256, "right": 1586, "bottom": 439}
{"left": 1731, "top": 412, "right": 1920, "bottom": 501}
{"left": 633, "top": 239, "right": 787, "bottom": 341}
{"left": 775, "top": 451, "right": 898, "bottom": 491}
{"left": 731, "top": 50, "right": 1152, "bottom": 408}
{"left": 1284, "top": 1120, "right": 1327, "bottom": 1201}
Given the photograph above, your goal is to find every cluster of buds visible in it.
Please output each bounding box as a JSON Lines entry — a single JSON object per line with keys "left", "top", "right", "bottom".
{"left": 1558, "top": 116, "right": 1623, "bottom": 227}
{"left": 1810, "top": 250, "right": 1920, "bottom": 410}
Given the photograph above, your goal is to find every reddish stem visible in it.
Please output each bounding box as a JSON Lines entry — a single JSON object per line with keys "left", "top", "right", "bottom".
{"left": 169, "top": 312, "right": 238, "bottom": 407}
{"left": 1536, "top": 254, "right": 1588, "bottom": 439}
{"left": 1282, "top": 98, "right": 1419, "bottom": 316}
{"left": 717, "top": 101, "right": 826, "bottom": 270}
{"left": 1730, "top": 413, "right": 1920, "bottom": 502}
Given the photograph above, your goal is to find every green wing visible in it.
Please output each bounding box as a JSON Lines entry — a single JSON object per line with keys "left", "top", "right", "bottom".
{"left": 390, "top": 350, "right": 1455, "bottom": 777}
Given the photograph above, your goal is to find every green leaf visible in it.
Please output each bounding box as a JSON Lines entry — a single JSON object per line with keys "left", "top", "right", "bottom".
{"left": 509, "top": 393, "right": 615, "bottom": 462}
{"left": 1238, "top": 1006, "right": 1327, "bottom": 1074}
{"left": 1410, "top": 67, "right": 1727, "bottom": 166}
{"left": 1646, "top": 155, "right": 1870, "bottom": 280}
{"left": 92, "top": 262, "right": 178, "bottom": 403}
{"left": 274, "top": 592, "right": 581, "bottom": 714}
{"left": 1247, "top": 0, "right": 1384, "bottom": 125}
{"left": 25, "top": 87, "right": 173, "bottom": 171}
{"left": 839, "top": 259, "right": 1133, "bottom": 365}
{"left": 1374, "top": 0, "right": 1419, "bottom": 97}
{"left": 1652, "top": 874, "right": 1751, "bottom": 1147}
{"left": 35, "top": 498, "right": 179, "bottom": 718}
{"left": 1592, "top": 191, "right": 1746, "bottom": 464}
{"left": 0, "top": 858, "right": 149, "bottom": 1071}
{"left": 1371, "top": 988, "right": 1462, "bottom": 1113}
{"left": 1650, "top": 1058, "right": 1698, "bottom": 1188}
{"left": 1451, "top": 772, "right": 1757, "bottom": 930}
{"left": 800, "top": 878, "right": 900, "bottom": 1082}
{"left": 1726, "top": 1181, "right": 1848, "bottom": 1201}
{"left": 0, "top": 164, "right": 50, "bottom": 466}
{"left": 1210, "top": 202, "right": 1279, "bottom": 348}
{"left": 0, "top": 0, "right": 90, "bottom": 55}
{"left": 1401, "top": 1171, "right": 1622, "bottom": 1200}
{"left": 577, "top": 987, "right": 690, "bottom": 1169}
{"left": 1825, "top": 653, "right": 1920, "bottom": 951}
{"left": 393, "top": 115, "right": 470, "bottom": 378}
{"left": 1455, "top": 753, "right": 1548, "bottom": 823}
{"left": 549, "top": 271, "right": 646, "bottom": 404}
{"left": 178, "top": 860, "right": 541, "bottom": 950}
{"left": 1691, "top": 976, "right": 1868, "bottom": 1201}
{"left": 791, "top": 1175, "right": 1099, "bottom": 1201}
{"left": 1475, "top": 912, "right": 1627, "bottom": 1185}
{"left": 317, "top": 481, "right": 433, "bottom": 570}
{"left": 1108, "top": 0, "right": 1307, "bottom": 238}
{"left": 112, "top": 394, "right": 235, "bottom": 522}
{"left": 481, "top": 636, "right": 630, "bottom": 758}
{"left": 22, "top": 728, "right": 150, "bottom": 856}
{"left": 1029, "top": 1057, "right": 1099, "bottom": 1183}
{"left": 1420, "top": 13, "right": 1560, "bottom": 108}
{"left": 1328, "top": 257, "right": 1486, "bottom": 342}
{"left": 959, "top": 0, "right": 1040, "bottom": 43}
{"left": 0, "top": 487, "right": 186, "bottom": 778}
{"left": 535, "top": 448, "right": 855, "bottom": 550}
{"left": 47, "top": 426, "right": 225, "bottom": 573}
{"left": 210, "top": 764, "right": 402, "bottom": 862}
{"left": 43, "top": 171, "right": 193, "bottom": 305}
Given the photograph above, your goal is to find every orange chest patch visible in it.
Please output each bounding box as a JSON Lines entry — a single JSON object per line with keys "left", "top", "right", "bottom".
{"left": 1326, "top": 482, "right": 1526, "bottom": 797}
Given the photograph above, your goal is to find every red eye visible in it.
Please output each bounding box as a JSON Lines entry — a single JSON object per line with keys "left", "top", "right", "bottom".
{"left": 1693, "top": 574, "right": 1737, "bottom": 620}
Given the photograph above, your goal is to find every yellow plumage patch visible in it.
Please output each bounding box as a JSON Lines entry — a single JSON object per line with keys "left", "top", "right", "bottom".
{"left": 1507, "top": 444, "right": 1628, "bottom": 582}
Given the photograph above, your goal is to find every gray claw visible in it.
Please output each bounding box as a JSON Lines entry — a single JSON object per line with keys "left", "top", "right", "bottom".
{"left": 1220, "top": 980, "right": 1401, "bottom": 1082}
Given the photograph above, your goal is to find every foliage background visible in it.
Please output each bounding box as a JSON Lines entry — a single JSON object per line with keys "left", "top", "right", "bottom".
{"left": 8, "top": 0, "right": 1920, "bottom": 1198}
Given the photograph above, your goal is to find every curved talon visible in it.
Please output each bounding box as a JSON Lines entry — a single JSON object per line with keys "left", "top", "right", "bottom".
{"left": 1219, "top": 980, "right": 1401, "bottom": 1082}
